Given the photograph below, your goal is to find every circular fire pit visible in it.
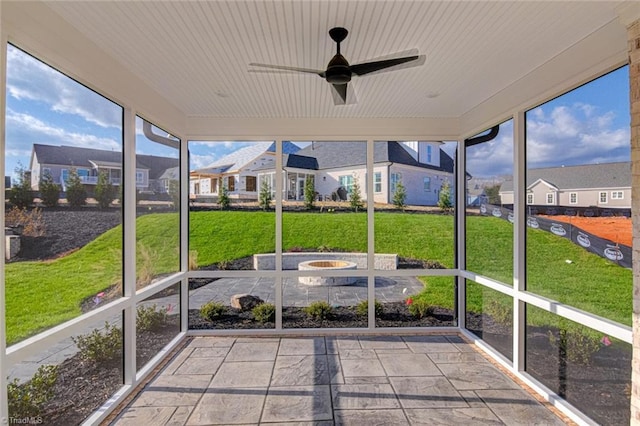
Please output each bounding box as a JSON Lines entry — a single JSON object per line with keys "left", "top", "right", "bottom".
{"left": 298, "top": 260, "right": 358, "bottom": 286}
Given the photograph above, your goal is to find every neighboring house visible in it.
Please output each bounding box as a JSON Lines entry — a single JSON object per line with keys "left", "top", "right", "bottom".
{"left": 467, "top": 184, "right": 488, "bottom": 206}
{"left": 255, "top": 141, "right": 455, "bottom": 206}
{"left": 30, "top": 144, "right": 179, "bottom": 193}
{"left": 190, "top": 141, "right": 301, "bottom": 199}
{"left": 499, "top": 162, "right": 631, "bottom": 208}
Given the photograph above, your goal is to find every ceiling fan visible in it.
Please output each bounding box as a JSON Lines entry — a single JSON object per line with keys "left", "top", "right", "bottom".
{"left": 249, "top": 27, "right": 426, "bottom": 105}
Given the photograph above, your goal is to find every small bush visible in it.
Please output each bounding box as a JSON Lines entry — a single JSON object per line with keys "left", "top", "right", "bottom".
{"left": 72, "top": 322, "right": 122, "bottom": 363}
{"left": 136, "top": 244, "right": 158, "bottom": 288}
{"left": 94, "top": 170, "right": 116, "bottom": 209}
{"left": 356, "top": 299, "right": 384, "bottom": 318}
{"left": 5, "top": 207, "right": 45, "bottom": 237}
{"left": 8, "top": 364, "right": 58, "bottom": 418}
{"left": 259, "top": 180, "right": 272, "bottom": 211}
{"left": 304, "top": 301, "right": 333, "bottom": 320}
{"left": 486, "top": 299, "right": 512, "bottom": 326}
{"left": 304, "top": 176, "right": 315, "bottom": 210}
{"left": 393, "top": 180, "right": 407, "bottom": 210}
{"left": 548, "top": 328, "right": 601, "bottom": 365}
{"left": 39, "top": 170, "right": 61, "bottom": 207}
{"left": 317, "top": 245, "right": 332, "bottom": 252}
{"left": 8, "top": 164, "right": 34, "bottom": 209}
{"left": 407, "top": 299, "right": 434, "bottom": 319}
{"left": 137, "top": 304, "right": 168, "bottom": 332}
{"left": 201, "top": 301, "right": 227, "bottom": 321}
{"left": 218, "top": 180, "right": 230, "bottom": 210}
{"left": 65, "top": 168, "right": 87, "bottom": 207}
{"left": 252, "top": 303, "right": 275, "bottom": 323}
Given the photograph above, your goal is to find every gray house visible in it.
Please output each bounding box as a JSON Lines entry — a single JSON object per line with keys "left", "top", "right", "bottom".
{"left": 499, "top": 162, "right": 631, "bottom": 208}
{"left": 30, "top": 144, "right": 179, "bottom": 194}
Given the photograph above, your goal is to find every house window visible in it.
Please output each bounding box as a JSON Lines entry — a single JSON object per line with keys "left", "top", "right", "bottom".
{"left": 527, "top": 193, "right": 534, "bottom": 205}
{"left": 42, "top": 167, "right": 51, "bottom": 177}
{"left": 339, "top": 175, "right": 354, "bottom": 192}
{"left": 546, "top": 192, "right": 554, "bottom": 204}
{"left": 569, "top": 192, "right": 577, "bottom": 204}
{"left": 136, "top": 171, "right": 144, "bottom": 184}
{"left": 423, "top": 177, "right": 431, "bottom": 192}
{"left": 374, "top": 172, "right": 382, "bottom": 193}
{"left": 61, "top": 169, "right": 69, "bottom": 183}
{"left": 390, "top": 173, "right": 401, "bottom": 192}
{"left": 246, "top": 176, "right": 257, "bottom": 192}
{"left": 599, "top": 191, "right": 607, "bottom": 204}
{"left": 611, "top": 191, "right": 623, "bottom": 200}
{"left": 426, "top": 145, "right": 432, "bottom": 163}
{"left": 226, "top": 176, "right": 235, "bottom": 191}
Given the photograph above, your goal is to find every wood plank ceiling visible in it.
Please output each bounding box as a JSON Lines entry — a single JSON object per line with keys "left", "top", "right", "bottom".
{"left": 44, "top": 1, "right": 624, "bottom": 119}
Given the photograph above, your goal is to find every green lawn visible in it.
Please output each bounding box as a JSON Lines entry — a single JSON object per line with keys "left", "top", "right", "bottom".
{"left": 5, "top": 210, "right": 632, "bottom": 344}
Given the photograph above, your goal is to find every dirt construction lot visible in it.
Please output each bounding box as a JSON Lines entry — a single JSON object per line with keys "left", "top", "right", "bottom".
{"left": 548, "top": 215, "right": 631, "bottom": 247}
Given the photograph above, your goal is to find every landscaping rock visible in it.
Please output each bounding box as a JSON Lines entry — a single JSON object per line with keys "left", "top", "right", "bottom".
{"left": 231, "top": 294, "right": 263, "bottom": 311}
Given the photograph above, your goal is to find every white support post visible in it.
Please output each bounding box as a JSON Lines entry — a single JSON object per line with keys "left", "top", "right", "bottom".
{"left": 275, "top": 140, "right": 283, "bottom": 329}
{"left": 180, "top": 135, "right": 189, "bottom": 332}
{"left": 123, "top": 109, "right": 137, "bottom": 385}
{"left": 366, "top": 140, "right": 375, "bottom": 329}
{"left": 455, "top": 140, "right": 466, "bottom": 329}
{"left": 513, "top": 110, "right": 526, "bottom": 372}
{"left": 0, "top": 28, "right": 9, "bottom": 424}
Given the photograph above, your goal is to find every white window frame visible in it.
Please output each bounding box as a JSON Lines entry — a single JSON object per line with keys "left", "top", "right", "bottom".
{"left": 426, "top": 145, "right": 432, "bottom": 163}
{"left": 546, "top": 192, "right": 555, "bottom": 205}
{"left": 135, "top": 171, "right": 144, "bottom": 184}
{"left": 527, "top": 193, "right": 534, "bottom": 205}
{"left": 423, "top": 176, "right": 431, "bottom": 192}
{"left": 374, "top": 172, "right": 382, "bottom": 193}
{"left": 611, "top": 191, "right": 623, "bottom": 200}
{"left": 569, "top": 192, "right": 577, "bottom": 204}
{"left": 390, "top": 172, "right": 401, "bottom": 193}
{"left": 599, "top": 191, "right": 607, "bottom": 204}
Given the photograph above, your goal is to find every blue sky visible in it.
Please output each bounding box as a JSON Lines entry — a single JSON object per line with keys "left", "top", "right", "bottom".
{"left": 4, "top": 44, "right": 631, "bottom": 180}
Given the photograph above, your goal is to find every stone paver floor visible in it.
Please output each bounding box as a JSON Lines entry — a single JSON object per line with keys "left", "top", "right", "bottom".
{"left": 110, "top": 335, "right": 568, "bottom": 426}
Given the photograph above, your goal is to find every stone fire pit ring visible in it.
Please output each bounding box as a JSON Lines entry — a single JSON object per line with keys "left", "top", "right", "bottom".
{"left": 298, "top": 260, "right": 358, "bottom": 286}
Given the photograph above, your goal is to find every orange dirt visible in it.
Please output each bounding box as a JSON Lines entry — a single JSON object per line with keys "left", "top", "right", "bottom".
{"left": 545, "top": 215, "right": 631, "bottom": 247}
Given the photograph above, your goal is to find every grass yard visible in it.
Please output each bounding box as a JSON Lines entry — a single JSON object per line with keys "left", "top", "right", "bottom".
{"left": 4, "top": 210, "right": 632, "bottom": 344}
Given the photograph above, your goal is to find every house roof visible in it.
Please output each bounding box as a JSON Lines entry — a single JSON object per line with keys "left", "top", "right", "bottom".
{"left": 32, "top": 144, "right": 178, "bottom": 180}
{"left": 293, "top": 141, "right": 454, "bottom": 173}
{"left": 499, "top": 162, "right": 631, "bottom": 192}
{"left": 196, "top": 141, "right": 300, "bottom": 174}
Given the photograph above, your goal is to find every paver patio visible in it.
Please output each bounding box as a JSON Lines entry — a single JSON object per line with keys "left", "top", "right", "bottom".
{"left": 109, "top": 335, "right": 569, "bottom": 425}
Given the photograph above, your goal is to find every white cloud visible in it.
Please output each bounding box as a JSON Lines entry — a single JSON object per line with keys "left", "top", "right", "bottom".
{"left": 7, "top": 45, "right": 122, "bottom": 129}
{"left": 190, "top": 153, "right": 217, "bottom": 169}
{"left": 5, "top": 109, "right": 121, "bottom": 152}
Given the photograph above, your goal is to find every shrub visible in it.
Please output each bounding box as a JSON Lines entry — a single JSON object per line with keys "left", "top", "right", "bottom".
{"left": 218, "top": 180, "right": 230, "bottom": 209}
{"left": 393, "top": 180, "right": 407, "bottom": 210}
{"left": 349, "top": 175, "right": 364, "bottom": 212}
{"left": 201, "top": 301, "right": 226, "bottom": 321}
{"left": 304, "top": 301, "right": 332, "bottom": 320}
{"left": 72, "top": 322, "right": 122, "bottom": 363}
{"left": 356, "top": 299, "right": 384, "bottom": 318}
{"left": 65, "top": 168, "right": 87, "bottom": 207}
{"left": 7, "top": 364, "right": 59, "bottom": 418}
{"left": 304, "top": 176, "right": 315, "bottom": 210}
{"left": 252, "top": 303, "right": 275, "bottom": 323}
{"left": 5, "top": 207, "right": 45, "bottom": 237}
{"left": 94, "top": 170, "right": 116, "bottom": 209}
{"left": 486, "top": 299, "right": 512, "bottom": 326}
{"left": 548, "top": 328, "right": 601, "bottom": 365}
{"left": 9, "top": 164, "right": 34, "bottom": 209}
{"left": 407, "top": 299, "right": 434, "bottom": 318}
{"left": 39, "top": 170, "right": 61, "bottom": 207}
{"left": 189, "top": 250, "right": 199, "bottom": 270}
{"left": 168, "top": 179, "right": 180, "bottom": 210}
{"left": 137, "top": 304, "right": 168, "bottom": 332}
{"left": 136, "top": 244, "right": 158, "bottom": 287}
{"left": 259, "top": 180, "right": 272, "bottom": 211}
{"left": 438, "top": 179, "right": 453, "bottom": 213}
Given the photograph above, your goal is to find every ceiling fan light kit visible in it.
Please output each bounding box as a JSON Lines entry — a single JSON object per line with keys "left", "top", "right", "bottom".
{"left": 249, "top": 27, "right": 425, "bottom": 105}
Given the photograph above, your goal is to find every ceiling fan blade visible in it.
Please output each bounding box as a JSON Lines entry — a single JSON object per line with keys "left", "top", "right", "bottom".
{"left": 248, "top": 62, "right": 325, "bottom": 77}
{"left": 330, "top": 83, "right": 357, "bottom": 106}
{"left": 350, "top": 55, "right": 425, "bottom": 76}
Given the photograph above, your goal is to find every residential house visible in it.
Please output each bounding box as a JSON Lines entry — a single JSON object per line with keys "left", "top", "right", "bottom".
{"left": 256, "top": 141, "right": 455, "bottom": 206}
{"left": 499, "top": 162, "right": 631, "bottom": 208}
{"left": 190, "top": 141, "right": 301, "bottom": 199}
{"left": 30, "top": 144, "right": 179, "bottom": 194}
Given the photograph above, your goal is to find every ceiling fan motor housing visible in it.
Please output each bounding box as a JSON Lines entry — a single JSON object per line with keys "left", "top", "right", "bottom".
{"left": 325, "top": 54, "right": 352, "bottom": 84}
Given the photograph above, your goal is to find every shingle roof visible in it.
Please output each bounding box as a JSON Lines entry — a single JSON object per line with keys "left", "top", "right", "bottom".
{"left": 32, "top": 144, "right": 179, "bottom": 179}
{"left": 293, "top": 141, "right": 454, "bottom": 173}
{"left": 499, "top": 162, "right": 630, "bottom": 192}
{"left": 198, "top": 141, "right": 300, "bottom": 173}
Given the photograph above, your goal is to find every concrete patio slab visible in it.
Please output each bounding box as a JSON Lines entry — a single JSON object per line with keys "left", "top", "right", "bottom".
{"left": 109, "top": 335, "right": 570, "bottom": 426}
